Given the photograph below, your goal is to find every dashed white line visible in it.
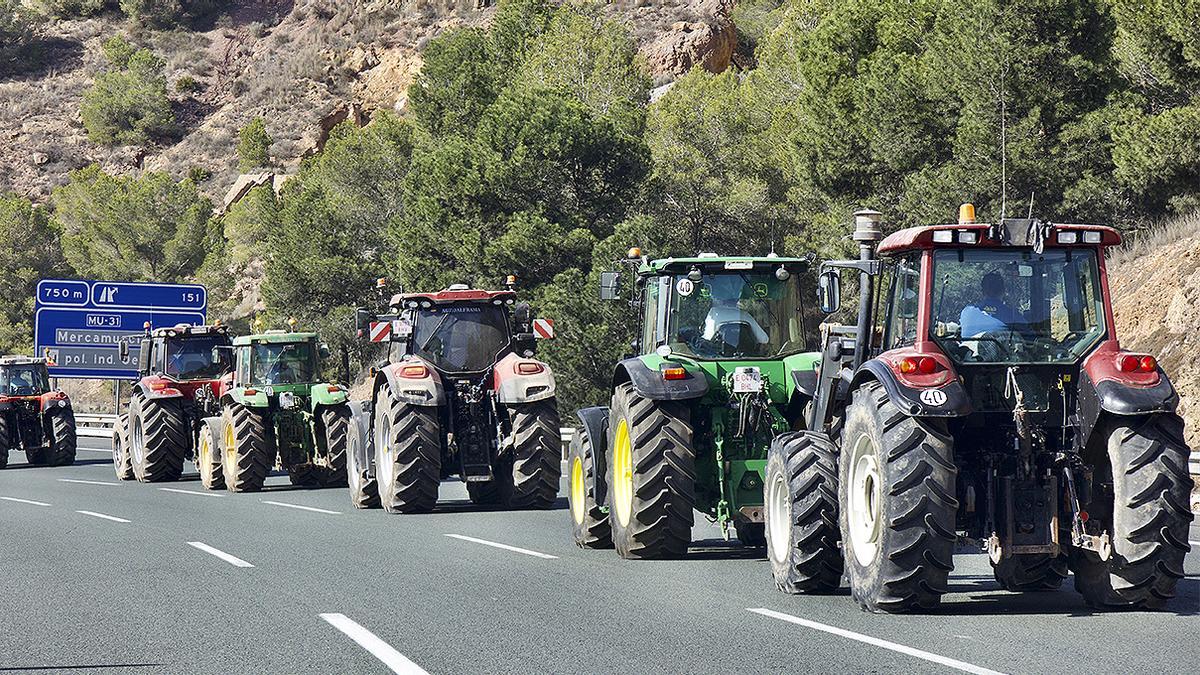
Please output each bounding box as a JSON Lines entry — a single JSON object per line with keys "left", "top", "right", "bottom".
{"left": 187, "top": 541, "right": 254, "bottom": 568}
{"left": 1, "top": 496, "right": 51, "bottom": 506}
{"left": 78, "top": 447, "right": 113, "bottom": 453}
{"left": 748, "top": 608, "right": 1005, "bottom": 675}
{"left": 76, "top": 510, "right": 130, "bottom": 523}
{"left": 261, "top": 500, "right": 341, "bottom": 515}
{"left": 443, "top": 534, "right": 558, "bottom": 559}
{"left": 159, "top": 487, "right": 224, "bottom": 498}
{"left": 57, "top": 478, "right": 118, "bottom": 486}
{"left": 320, "top": 613, "right": 429, "bottom": 675}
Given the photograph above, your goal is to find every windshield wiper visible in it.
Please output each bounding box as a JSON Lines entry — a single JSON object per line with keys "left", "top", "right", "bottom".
{"left": 419, "top": 313, "right": 454, "bottom": 353}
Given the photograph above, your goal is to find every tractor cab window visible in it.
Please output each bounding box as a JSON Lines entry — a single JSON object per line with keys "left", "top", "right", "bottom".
{"left": 0, "top": 365, "right": 49, "bottom": 396}
{"left": 930, "top": 248, "right": 1105, "bottom": 363}
{"left": 162, "top": 336, "right": 230, "bottom": 380}
{"left": 412, "top": 305, "right": 510, "bottom": 372}
{"left": 884, "top": 253, "right": 921, "bottom": 349}
{"left": 250, "top": 341, "right": 315, "bottom": 385}
{"left": 665, "top": 271, "right": 806, "bottom": 359}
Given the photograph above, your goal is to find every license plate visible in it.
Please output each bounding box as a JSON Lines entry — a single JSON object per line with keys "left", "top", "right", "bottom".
{"left": 732, "top": 367, "right": 762, "bottom": 393}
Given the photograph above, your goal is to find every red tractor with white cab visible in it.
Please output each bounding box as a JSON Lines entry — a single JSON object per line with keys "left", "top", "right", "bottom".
{"left": 112, "top": 322, "right": 233, "bottom": 483}
{"left": 349, "top": 281, "right": 561, "bottom": 513}
{"left": 764, "top": 205, "right": 1193, "bottom": 612}
{"left": 0, "top": 356, "right": 76, "bottom": 469}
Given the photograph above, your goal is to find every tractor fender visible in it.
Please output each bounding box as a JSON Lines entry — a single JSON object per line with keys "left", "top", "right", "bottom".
{"left": 613, "top": 357, "right": 708, "bottom": 401}
{"left": 377, "top": 357, "right": 444, "bottom": 407}
{"left": 493, "top": 352, "right": 556, "bottom": 404}
{"left": 1077, "top": 369, "right": 1179, "bottom": 445}
{"left": 38, "top": 390, "right": 71, "bottom": 411}
{"left": 791, "top": 369, "right": 818, "bottom": 398}
{"left": 133, "top": 377, "right": 185, "bottom": 401}
{"left": 851, "top": 360, "right": 971, "bottom": 418}
{"left": 225, "top": 387, "right": 269, "bottom": 408}
{"left": 309, "top": 383, "right": 350, "bottom": 410}
{"left": 575, "top": 406, "right": 610, "bottom": 507}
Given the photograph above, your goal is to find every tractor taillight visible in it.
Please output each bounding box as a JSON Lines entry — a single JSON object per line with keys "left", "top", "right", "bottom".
{"left": 326, "top": 385, "right": 341, "bottom": 393}
{"left": 1140, "top": 356, "right": 1157, "bottom": 372}
{"left": 899, "top": 357, "right": 938, "bottom": 375}
{"left": 400, "top": 364, "right": 429, "bottom": 379}
{"left": 662, "top": 366, "right": 686, "bottom": 380}
{"left": 1117, "top": 354, "right": 1157, "bottom": 373}
{"left": 515, "top": 362, "right": 544, "bottom": 375}
{"left": 244, "top": 388, "right": 257, "bottom": 395}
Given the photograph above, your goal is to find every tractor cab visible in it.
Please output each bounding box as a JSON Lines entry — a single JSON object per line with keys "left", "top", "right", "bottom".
{"left": 0, "top": 355, "right": 75, "bottom": 468}
{"left": 126, "top": 322, "right": 233, "bottom": 383}
{"left": 231, "top": 331, "right": 329, "bottom": 390}
{"left": 0, "top": 356, "right": 51, "bottom": 399}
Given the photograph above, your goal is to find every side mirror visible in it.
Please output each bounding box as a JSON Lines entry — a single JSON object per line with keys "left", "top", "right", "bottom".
{"left": 119, "top": 340, "right": 130, "bottom": 362}
{"left": 137, "top": 339, "right": 151, "bottom": 375}
{"left": 211, "top": 347, "right": 221, "bottom": 363}
{"left": 599, "top": 271, "right": 620, "bottom": 301}
{"left": 319, "top": 343, "right": 331, "bottom": 360}
{"left": 354, "top": 307, "right": 373, "bottom": 334}
{"left": 818, "top": 269, "right": 841, "bottom": 314}
{"left": 513, "top": 302, "right": 532, "bottom": 326}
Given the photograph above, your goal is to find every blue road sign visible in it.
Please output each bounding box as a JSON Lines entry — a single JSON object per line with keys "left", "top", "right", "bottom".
{"left": 34, "top": 279, "right": 207, "bottom": 380}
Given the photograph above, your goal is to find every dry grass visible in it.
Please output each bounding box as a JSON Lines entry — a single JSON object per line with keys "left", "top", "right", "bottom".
{"left": 1108, "top": 212, "right": 1200, "bottom": 268}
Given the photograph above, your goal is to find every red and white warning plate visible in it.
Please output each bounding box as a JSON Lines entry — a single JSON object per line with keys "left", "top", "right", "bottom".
{"left": 532, "top": 318, "right": 555, "bottom": 339}
{"left": 368, "top": 321, "right": 391, "bottom": 342}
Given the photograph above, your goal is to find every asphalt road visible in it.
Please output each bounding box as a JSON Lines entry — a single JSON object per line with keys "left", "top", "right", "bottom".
{"left": 2, "top": 437, "right": 1197, "bottom": 675}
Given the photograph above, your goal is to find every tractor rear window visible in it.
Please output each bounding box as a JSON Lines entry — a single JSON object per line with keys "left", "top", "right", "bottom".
{"left": 930, "top": 248, "right": 1105, "bottom": 364}
{"left": 412, "top": 305, "right": 510, "bottom": 372}
{"left": 250, "top": 342, "right": 315, "bottom": 385}
{"left": 665, "top": 271, "right": 807, "bottom": 359}
{"left": 163, "top": 336, "right": 230, "bottom": 380}
{"left": 0, "top": 365, "right": 49, "bottom": 396}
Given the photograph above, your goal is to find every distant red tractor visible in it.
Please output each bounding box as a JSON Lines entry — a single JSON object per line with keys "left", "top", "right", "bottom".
{"left": 0, "top": 356, "right": 76, "bottom": 469}
{"left": 112, "top": 323, "right": 233, "bottom": 484}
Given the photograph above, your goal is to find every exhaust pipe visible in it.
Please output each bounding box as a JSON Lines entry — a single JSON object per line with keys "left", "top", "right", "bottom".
{"left": 852, "top": 210, "right": 882, "bottom": 368}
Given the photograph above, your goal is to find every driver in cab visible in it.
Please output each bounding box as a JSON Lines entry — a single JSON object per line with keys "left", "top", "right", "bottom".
{"left": 702, "top": 276, "right": 769, "bottom": 346}
{"left": 959, "top": 272, "right": 1022, "bottom": 338}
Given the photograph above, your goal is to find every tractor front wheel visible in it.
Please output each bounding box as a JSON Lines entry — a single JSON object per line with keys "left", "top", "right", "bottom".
{"left": 0, "top": 414, "right": 10, "bottom": 469}
{"left": 839, "top": 382, "right": 957, "bottom": 613}
{"left": 567, "top": 428, "right": 611, "bottom": 549}
{"left": 197, "top": 417, "right": 225, "bottom": 490}
{"left": 607, "top": 383, "right": 695, "bottom": 560}
{"left": 222, "top": 403, "right": 273, "bottom": 492}
{"left": 346, "top": 402, "right": 379, "bottom": 509}
{"left": 765, "top": 431, "right": 843, "bottom": 594}
{"left": 46, "top": 408, "right": 76, "bottom": 466}
{"left": 112, "top": 413, "right": 133, "bottom": 480}
{"left": 505, "top": 399, "right": 561, "bottom": 509}
{"left": 374, "top": 383, "right": 442, "bottom": 514}
{"left": 1072, "top": 414, "right": 1193, "bottom": 610}
{"left": 130, "top": 395, "right": 188, "bottom": 482}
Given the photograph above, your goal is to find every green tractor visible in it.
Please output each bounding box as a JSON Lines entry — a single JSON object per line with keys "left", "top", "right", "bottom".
{"left": 199, "top": 325, "right": 352, "bottom": 492}
{"left": 568, "top": 250, "right": 822, "bottom": 558}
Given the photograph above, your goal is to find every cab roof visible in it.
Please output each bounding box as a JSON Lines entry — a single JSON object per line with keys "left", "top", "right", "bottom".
{"left": 0, "top": 355, "right": 44, "bottom": 366}
{"left": 233, "top": 332, "right": 319, "bottom": 345}
{"left": 642, "top": 255, "right": 810, "bottom": 275}
{"left": 877, "top": 220, "right": 1121, "bottom": 255}
{"left": 389, "top": 286, "right": 516, "bottom": 308}
{"left": 149, "top": 323, "right": 229, "bottom": 339}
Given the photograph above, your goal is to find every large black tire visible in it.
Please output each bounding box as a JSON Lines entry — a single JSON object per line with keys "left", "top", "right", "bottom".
{"left": 992, "top": 553, "right": 1068, "bottom": 592}
{"left": 839, "top": 382, "right": 957, "bottom": 613}
{"left": 112, "top": 413, "right": 134, "bottom": 480}
{"left": 0, "top": 414, "right": 11, "bottom": 469}
{"left": 1071, "top": 414, "right": 1193, "bottom": 610}
{"left": 47, "top": 408, "right": 77, "bottom": 466}
{"left": 130, "top": 395, "right": 188, "bottom": 482}
{"left": 506, "top": 399, "right": 562, "bottom": 509}
{"left": 374, "top": 383, "right": 442, "bottom": 514}
{"left": 288, "top": 405, "right": 352, "bottom": 488}
{"left": 567, "top": 427, "right": 612, "bottom": 549}
{"left": 347, "top": 402, "right": 380, "bottom": 509}
{"left": 765, "top": 431, "right": 843, "bottom": 594}
{"left": 221, "top": 403, "right": 273, "bottom": 493}
{"left": 197, "top": 417, "right": 225, "bottom": 490}
{"left": 607, "top": 382, "right": 695, "bottom": 560}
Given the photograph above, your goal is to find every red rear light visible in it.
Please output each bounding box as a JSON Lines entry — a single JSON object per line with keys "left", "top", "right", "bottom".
{"left": 244, "top": 388, "right": 257, "bottom": 395}
{"left": 515, "top": 362, "right": 544, "bottom": 375}
{"left": 662, "top": 366, "right": 686, "bottom": 380}
{"left": 1118, "top": 355, "right": 1139, "bottom": 372}
{"left": 1139, "top": 356, "right": 1156, "bottom": 372}
{"left": 326, "top": 385, "right": 341, "bottom": 393}
{"left": 917, "top": 357, "right": 937, "bottom": 374}
{"left": 400, "top": 364, "right": 429, "bottom": 379}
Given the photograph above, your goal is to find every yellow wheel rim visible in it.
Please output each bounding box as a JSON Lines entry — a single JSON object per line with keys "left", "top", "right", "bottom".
{"left": 612, "top": 418, "right": 633, "bottom": 527}
{"left": 570, "top": 456, "right": 586, "bottom": 525}
{"left": 224, "top": 419, "right": 235, "bottom": 464}
{"left": 200, "top": 434, "right": 211, "bottom": 474}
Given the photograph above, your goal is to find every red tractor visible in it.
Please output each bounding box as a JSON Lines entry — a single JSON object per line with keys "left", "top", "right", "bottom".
{"left": 764, "top": 206, "right": 1193, "bottom": 612}
{"left": 112, "top": 323, "right": 233, "bottom": 484}
{"left": 350, "top": 283, "right": 561, "bottom": 513}
{"left": 0, "top": 356, "right": 76, "bottom": 469}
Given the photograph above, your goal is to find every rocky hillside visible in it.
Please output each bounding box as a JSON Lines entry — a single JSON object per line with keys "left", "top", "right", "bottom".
{"left": 2, "top": 0, "right": 739, "bottom": 203}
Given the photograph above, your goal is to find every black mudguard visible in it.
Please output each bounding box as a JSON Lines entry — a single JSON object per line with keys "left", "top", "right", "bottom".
{"left": 791, "top": 369, "right": 818, "bottom": 399}
{"left": 614, "top": 357, "right": 709, "bottom": 401}
{"left": 1078, "top": 370, "right": 1179, "bottom": 444}
{"left": 852, "top": 360, "right": 971, "bottom": 418}
{"left": 576, "top": 406, "right": 610, "bottom": 506}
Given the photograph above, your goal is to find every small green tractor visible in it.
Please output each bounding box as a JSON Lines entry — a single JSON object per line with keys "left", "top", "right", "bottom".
{"left": 199, "top": 325, "right": 352, "bottom": 492}
{"left": 0, "top": 356, "right": 76, "bottom": 469}
{"left": 568, "top": 251, "right": 822, "bottom": 558}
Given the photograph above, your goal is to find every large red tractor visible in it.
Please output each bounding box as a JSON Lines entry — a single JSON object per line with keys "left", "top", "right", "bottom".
{"left": 350, "top": 283, "right": 561, "bottom": 513}
{"left": 112, "top": 323, "right": 233, "bottom": 483}
{"left": 765, "top": 206, "right": 1193, "bottom": 612}
{"left": 0, "top": 356, "right": 76, "bottom": 469}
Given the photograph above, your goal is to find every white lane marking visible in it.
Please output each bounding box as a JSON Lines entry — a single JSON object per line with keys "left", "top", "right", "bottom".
{"left": 76, "top": 510, "right": 130, "bottom": 523}
{"left": 1189, "top": 540, "right": 1200, "bottom": 547}
{"left": 79, "top": 447, "right": 113, "bottom": 453}
{"left": 748, "top": 608, "right": 1005, "bottom": 675}
{"left": 159, "top": 487, "right": 224, "bottom": 498}
{"left": 58, "top": 478, "right": 118, "bottom": 486}
{"left": 443, "top": 533, "right": 558, "bottom": 560}
{"left": 187, "top": 541, "right": 254, "bottom": 568}
{"left": 261, "top": 500, "right": 341, "bottom": 515}
{"left": 1, "top": 496, "right": 52, "bottom": 506}
{"left": 320, "top": 613, "right": 429, "bottom": 675}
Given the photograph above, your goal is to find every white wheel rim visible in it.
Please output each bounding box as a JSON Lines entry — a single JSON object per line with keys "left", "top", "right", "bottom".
{"left": 374, "top": 410, "right": 392, "bottom": 498}
{"left": 848, "top": 433, "right": 882, "bottom": 567}
{"left": 767, "top": 469, "right": 791, "bottom": 564}
{"left": 130, "top": 417, "right": 144, "bottom": 465}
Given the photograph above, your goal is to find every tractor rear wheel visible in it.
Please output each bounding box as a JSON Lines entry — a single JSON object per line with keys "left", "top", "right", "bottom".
{"left": 112, "top": 413, "right": 133, "bottom": 480}
{"left": 374, "top": 383, "right": 442, "bottom": 514}
{"left": 607, "top": 383, "right": 695, "bottom": 560}
{"left": 567, "top": 428, "right": 611, "bottom": 549}
{"left": 0, "top": 414, "right": 10, "bottom": 469}
{"left": 222, "top": 403, "right": 273, "bottom": 493}
{"left": 130, "top": 395, "right": 188, "bottom": 482}
{"left": 317, "top": 404, "right": 350, "bottom": 487}
{"left": 47, "top": 408, "right": 77, "bottom": 466}
{"left": 765, "top": 431, "right": 843, "bottom": 594}
{"left": 197, "top": 417, "right": 225, "bottom": 490}
{"left": 839, "top": 382, "right": 957, "bottom": 613}
{"left": 505, "top": 399, "right": 561, "bottom": 509}
{"left": 992, "top": 553, "right": 1068, "bottom": 592}
{"left": 1072, "top": 414, "right": 1193, "bottom": 610}
{"left": 346, "top": 402, "right": 379, "bottom": 509}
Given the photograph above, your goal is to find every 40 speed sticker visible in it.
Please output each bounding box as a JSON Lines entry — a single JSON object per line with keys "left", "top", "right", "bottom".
{"left": 919, "top": 388, "right": 948, "bottom": 406}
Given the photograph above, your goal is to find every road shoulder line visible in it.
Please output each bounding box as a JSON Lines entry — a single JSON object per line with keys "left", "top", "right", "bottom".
{"left": 320, "top": 613, "right": 429, "bottom": 675}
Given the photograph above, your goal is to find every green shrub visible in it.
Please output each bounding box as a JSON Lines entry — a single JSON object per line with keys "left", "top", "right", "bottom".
{"left": 0, "top": 0, "right": 39, "bottom": 73}
{"left": 81, "top": 42, "right": 175, "bottom": 146}
{"left": 175, "top": 75, "right": 201, "bottom": 93}
{"left": 39, "top": 0, "right": 112, "bottom": 18}
{"left": 237, "top": 117, "right": 273, "bottom": 170}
